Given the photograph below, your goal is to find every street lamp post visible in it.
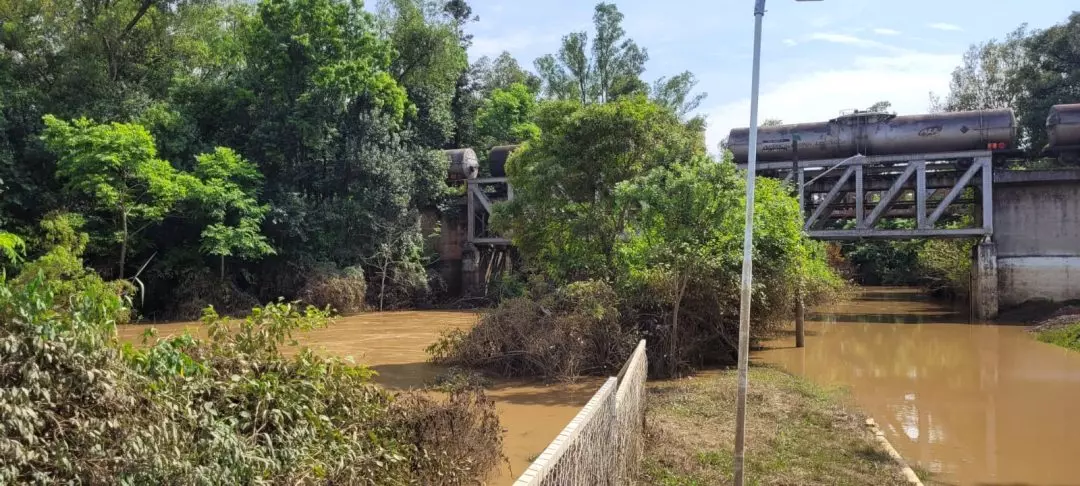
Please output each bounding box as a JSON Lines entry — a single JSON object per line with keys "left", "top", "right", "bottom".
{"left": 733, "top": 1, "right": 821, "bottom": 485}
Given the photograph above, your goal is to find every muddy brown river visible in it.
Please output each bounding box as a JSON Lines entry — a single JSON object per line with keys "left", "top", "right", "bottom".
{"left": 117, "top": 311, "right": 600, "bottom": 484}
{"left": 756, "top": 287, "right": 1080, "bottom": 486}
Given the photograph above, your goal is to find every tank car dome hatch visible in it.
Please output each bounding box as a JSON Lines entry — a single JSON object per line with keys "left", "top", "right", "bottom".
{"left": 727, "top": 108, "right": 1017, "bottom": 163}
{"left": 488, "top": 144, "right": 520, "bottom": 178}
{"left": 444, "top": 148, "right": 479, "bottom": 180}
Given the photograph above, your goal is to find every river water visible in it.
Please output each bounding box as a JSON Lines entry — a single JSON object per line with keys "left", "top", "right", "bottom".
{"left": 116, "top": 311, "right": 599, "bottom": 484}
{"left": 755, "top": 287, "right": 1080, "bottom": 486}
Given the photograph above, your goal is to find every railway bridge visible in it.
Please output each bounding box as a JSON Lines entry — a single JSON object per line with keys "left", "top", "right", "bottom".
{"left": 430, "top": 104, "right": 1080, "bottom": 319}
{"left": 728, "top": 105, "right": 1080, "bottom": 320}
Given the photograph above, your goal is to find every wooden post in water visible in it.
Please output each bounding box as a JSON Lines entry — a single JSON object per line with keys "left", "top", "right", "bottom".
{"left": 792, "top": 138, "right": 806, "bottom": 348}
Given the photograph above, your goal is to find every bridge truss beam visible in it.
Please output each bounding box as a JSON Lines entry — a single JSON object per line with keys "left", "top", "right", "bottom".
{"left": 743, "top": 151, "right": 994, "bottom": 240}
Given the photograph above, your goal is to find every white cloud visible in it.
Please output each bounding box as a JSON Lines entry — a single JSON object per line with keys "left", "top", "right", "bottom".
{"left": 809, "top": 32, "right": 869, "bottom": 46}
{"left": 927, "top": 22, "right": 963, "bottom": 32}
{"left": 702, "top": 52, "right": 960, "bottom": 151}
{"left": 783, "top": 38, "right": 798, "bottom": 47}
{"left": 807, "top": 32, "right": 906, "bottom": 53}
{"left": 873, "top": 28, "right": 900, "bottom": 36}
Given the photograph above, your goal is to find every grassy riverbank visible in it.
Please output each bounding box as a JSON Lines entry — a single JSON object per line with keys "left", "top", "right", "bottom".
{"left": 1035, "top": 322, "right": 1080, "bottom": 351}
{"left": 641, "top": 366, "right": 912, "bottom": 485}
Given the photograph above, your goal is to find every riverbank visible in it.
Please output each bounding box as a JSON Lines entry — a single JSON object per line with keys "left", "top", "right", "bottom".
{"left": 641, "top": 366, "right": 913, "bottom": 485}
{"left": 116, "top": 310, "right": 599, "bottom": 484}
{"left": 995, "top": 299, "right": 1080, "bottom": 351}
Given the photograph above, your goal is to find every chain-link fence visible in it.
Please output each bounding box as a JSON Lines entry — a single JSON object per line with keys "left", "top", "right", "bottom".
{"left": 513, "top": 340, "right": 648, "bottom": 486}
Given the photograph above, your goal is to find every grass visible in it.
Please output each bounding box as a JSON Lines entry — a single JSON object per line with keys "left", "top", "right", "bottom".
{"left": 1035, "top": 322, "right": 1080, "bottom": 351}
{"left": 640, "top": 365, "right": 912, "bottom": 486}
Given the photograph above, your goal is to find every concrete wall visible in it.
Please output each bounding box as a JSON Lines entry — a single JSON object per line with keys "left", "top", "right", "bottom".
{"left": 994, "top": 175, "right": 1080, "bottom": 307}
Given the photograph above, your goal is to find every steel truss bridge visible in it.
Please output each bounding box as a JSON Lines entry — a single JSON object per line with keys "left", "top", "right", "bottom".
{"left": 739, "top": 150, "right": 997, "bottom": 240}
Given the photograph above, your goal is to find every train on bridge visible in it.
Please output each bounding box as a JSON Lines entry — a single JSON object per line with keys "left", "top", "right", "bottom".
{"left": 726, "top": 103, "right": 1080, "bottom": 164}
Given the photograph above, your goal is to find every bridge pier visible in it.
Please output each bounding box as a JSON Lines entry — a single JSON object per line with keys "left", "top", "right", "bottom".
{"left": 972, "top": 238, "right": 999, "bottom": 320}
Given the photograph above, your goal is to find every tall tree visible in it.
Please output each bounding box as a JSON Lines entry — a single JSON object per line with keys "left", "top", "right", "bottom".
{"left": 533, "top": 2, "right": 648, "bottom": 105}
{"left": 380, "top": 0, "right": 469, "bottom": 148}
{"left": 41, "top": 116, "right": 188, "bottom": 280}
{"left": 1011, "top": 13, "right": 1080, "bottom": 152}
{"left": 188, "top": 147, "right": 275, "bottom": 280}
{"left": 938, "top": 27, "right": 1028, "bottom": 114}
{"left": 476, "top": 52, "right": 542, "bottom": 95}
{"left": 475, "top": 83, "right": 541, "bottom": 148}
{"left": 652, "top": 71, "right": 708, "bottom": 119}
{"left": 445, "top": 0, "right": 481, "bottom": 148}
{"left": 492, "top": 97, "right": 704, "bottom": 282}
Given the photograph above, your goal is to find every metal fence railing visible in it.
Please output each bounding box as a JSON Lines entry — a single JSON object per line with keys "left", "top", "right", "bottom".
{"left": 513, "top": 340, "right": 648, "bottom": 486}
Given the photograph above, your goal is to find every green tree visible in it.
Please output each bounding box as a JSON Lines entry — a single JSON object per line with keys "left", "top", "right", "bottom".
{"left": 652, "top": 71, "right": 708, "bottom": 119}
{"left": 243, "top": 0, "right": 410, "bottom": 191}
{"left": 937, "top": 27, "right": 1027, "bottom": 113}
{"left": 0, "top": 0, "right": 230, "bottom": 227}
{"left": 493, "top": 96, "right": 704, "bottom": 282}
{"left": 475, "top": 83, "right": 541, "bottom": 148}
{"left": 380, "top": 0, "right": 470, "bottom": 148}
{"left": 475, "top": 52, "right": 542, "bottom": 95}
{"left": 533, "top": 3, "right": 648, "bottom": 104}
{"left": 615, "top": 159, "right": 743, "bottom": 373}
{"left": 189, "top": 147, "right": 274, "bottom": 280}
{"left": 1011, "top": 13, "right": 1080, "bottom": 152}
{"left": 41, "top": 116, "right": 187, "bottom": 280}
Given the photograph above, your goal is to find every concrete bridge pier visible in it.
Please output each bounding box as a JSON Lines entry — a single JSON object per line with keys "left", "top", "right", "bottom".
{"left": 973, "top": 238, "right": 999, "bottom": 320}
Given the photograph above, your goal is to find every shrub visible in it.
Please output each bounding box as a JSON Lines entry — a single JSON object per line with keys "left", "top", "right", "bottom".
{"left": 0, "top": 274, "right": 501, "bottom": 483}
{"left": 13, "top": 212, "right": 133, "bottom": 322}
{"left": 390, "top": 390, "right": 504, "bottom": 483}
{"left": 431, "top": 280, "right": 639, "bottom": 379}
{"left": 169, "top": 267, "right": 261, "bottom": 319}
{"left": 299, "top": 265, "right": 367, "bottom": 314}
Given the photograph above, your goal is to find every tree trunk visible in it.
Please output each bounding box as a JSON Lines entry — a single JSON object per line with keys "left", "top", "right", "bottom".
{"left": 669, "top": 273, "right": 689, "bottom": 376}
{"left": 220, "top": 255, "right": 226, "bottom": 281}
{"left": 379, "top": 256, "right": 389, "bottom": 312}
{"left": 123, "top": 0, "right": 155, "bottom": 36}
{"left": 119, "top": 211, "right": 128, "bottom": 280}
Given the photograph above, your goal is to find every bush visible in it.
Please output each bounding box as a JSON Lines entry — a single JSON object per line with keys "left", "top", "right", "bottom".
{"left": 13, "top": 212, "right": 133, "bottom": 322}
{"left": 299, "top": 265, "right": 367, "bottom": 314}
{"left": 0, "top": 274, "right": 501, "bottom": 483}
{"left": 390, "top": 390, "right": 504, "bottom": 483}
{"left": 431, "top": 280, "right": 639, "bottom": 379}
{"left": 169, "top": 267, "right": 261, "bottom": 319}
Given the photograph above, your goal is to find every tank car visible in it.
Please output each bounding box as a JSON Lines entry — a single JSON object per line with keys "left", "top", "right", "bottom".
{"left": 488, "top": 144, "right": 520, "bottom": 178}
{"left": 444, "top": 148, "right": 479, "bottom": 180}
{"left": 728, "top": 109, "right": 1017, "bottom": 164}
{"left": 1046, "top": 103, "right": 1080, "bottom": 161}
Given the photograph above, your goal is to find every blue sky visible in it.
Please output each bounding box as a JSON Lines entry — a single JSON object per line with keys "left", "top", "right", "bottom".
{"left": 450, "top": 0, "right": 1077, "bottom": 150}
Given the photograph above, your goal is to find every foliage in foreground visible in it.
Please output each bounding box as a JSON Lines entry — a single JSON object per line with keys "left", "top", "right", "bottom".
{"left": 641, "top": 366, "right": 912, "bottom": 485}
{"left": 432, "top": 98, "right": 845, "bottom": 378}
{"left": 0, "top": 274, "right": 500, "bottom": 484}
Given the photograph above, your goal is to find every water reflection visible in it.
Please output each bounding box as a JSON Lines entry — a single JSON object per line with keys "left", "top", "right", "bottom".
{"left": 756, "top": 288, "right": 1080, "bottom": 486}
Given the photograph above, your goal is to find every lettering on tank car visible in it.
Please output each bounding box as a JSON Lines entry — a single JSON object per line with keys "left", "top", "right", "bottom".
{"left": 918, "top": 126, "right": 943, "bottom": 137}
{"left": 761, "top": 143, "right": 791, "bottom": 152}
